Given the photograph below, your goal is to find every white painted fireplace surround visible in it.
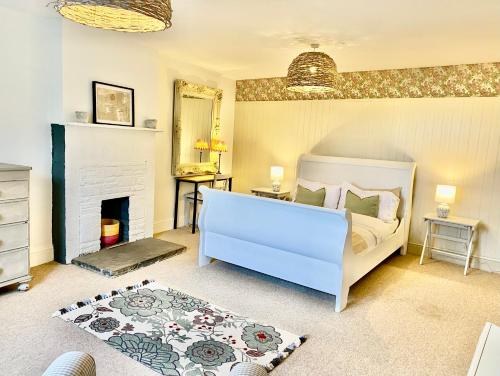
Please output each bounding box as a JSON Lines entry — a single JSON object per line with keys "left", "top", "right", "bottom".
{"left": 79, "top": 163, "right": 146, "bottom": 254}
{"left": 53, "top": 123, "right": 161, "bottom": 264}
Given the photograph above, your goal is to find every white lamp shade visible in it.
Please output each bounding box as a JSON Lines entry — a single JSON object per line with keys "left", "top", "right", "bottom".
{"left": 270, "top": 166, "right": 284, "bottom": 181}
{"left": 435, "top": 185, "right": 456, "bottom": 204}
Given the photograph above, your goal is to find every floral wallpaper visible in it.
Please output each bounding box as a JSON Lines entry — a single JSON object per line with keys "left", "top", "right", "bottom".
{"left": 236, "top": 63, "right": 500, "bottom": 101}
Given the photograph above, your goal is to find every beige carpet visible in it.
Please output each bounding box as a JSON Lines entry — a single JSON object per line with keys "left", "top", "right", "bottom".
{"left": 1, "top": 227, "right": 499, "bottom": 376}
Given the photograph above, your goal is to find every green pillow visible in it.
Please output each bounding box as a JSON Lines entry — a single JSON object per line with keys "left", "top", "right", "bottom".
{"left": 294, "top": 185, "right": 326, "bottom": 207}
{"left": 345, "top": 190, "right": 379, "bottom": 218}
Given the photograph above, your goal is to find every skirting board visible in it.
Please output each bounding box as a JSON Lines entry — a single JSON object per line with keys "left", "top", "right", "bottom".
{"left": 31, "top": 236, "right": 500, "bottom": 273}
{"left": 30, "top": 246, "right": 54, "bottom": 267}
{"left": 407, "top": 242, "right": 500, "bottom": 274}
{"left": 154, "top": 215, "right": 190, "bottom": 235}
{"left": 30, "top": 218, "right": 180, "bottom": 267}
{"left": 154, "top": 218, "right": 174, "bottom": 234}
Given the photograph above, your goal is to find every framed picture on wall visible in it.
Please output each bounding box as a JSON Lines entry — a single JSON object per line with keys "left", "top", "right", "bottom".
{"left": 92, "top": 81, "right": 135, "bottom": 127}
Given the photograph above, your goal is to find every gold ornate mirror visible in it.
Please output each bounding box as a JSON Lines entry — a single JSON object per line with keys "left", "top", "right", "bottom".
{"left": 172, "top": 80, "right": 223, "bottom": 176}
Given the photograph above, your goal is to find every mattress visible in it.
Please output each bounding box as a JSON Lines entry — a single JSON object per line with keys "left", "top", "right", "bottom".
{"left": 351, "top": 213, "right": 399, "bottom": 254}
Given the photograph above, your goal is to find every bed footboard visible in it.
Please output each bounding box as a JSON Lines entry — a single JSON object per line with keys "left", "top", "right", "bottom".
{"left": 198, "top": 186, "right": 353, "bottom": 311}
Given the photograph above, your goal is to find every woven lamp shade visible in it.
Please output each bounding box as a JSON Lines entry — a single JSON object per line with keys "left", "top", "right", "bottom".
{"left": 53, "top": 0, "right": 172, "bottom": 33}
{"left": 287, "top": 51, "right": 337, "bottom": 93}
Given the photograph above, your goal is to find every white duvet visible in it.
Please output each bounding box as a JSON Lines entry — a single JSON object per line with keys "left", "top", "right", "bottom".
{"left": 352, "top": 213, "right": 399, "bottom": 250}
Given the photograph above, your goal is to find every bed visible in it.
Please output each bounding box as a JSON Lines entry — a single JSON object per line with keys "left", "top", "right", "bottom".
{"left": 198, "top": 154, "right": 416, "bottom": 312}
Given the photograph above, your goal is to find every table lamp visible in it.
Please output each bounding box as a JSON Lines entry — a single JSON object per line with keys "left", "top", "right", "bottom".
{"left": 435, "top": 185, "right": 456, "bottom": 218}
{"left": 212, "top": 140, "right": 228, "bottom": 174}
{"left": 270, "top": 166, "right": 284, "bottom": 192}
{"left": 194, "top": 139, "right": 209, "bottom": 163}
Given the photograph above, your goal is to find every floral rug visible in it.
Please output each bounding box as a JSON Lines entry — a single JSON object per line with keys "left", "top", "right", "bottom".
{"left": 53, "top": 280, "right": 304, "bottom": 375}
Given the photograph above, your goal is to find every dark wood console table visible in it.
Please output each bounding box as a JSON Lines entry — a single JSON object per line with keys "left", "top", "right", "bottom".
{"left": 174, "top": 175, "right": 233, "bottom": 234}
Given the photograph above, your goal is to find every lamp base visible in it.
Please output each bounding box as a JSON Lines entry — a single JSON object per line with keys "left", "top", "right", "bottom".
{"left": 217, "top": 153, "right": 222, "bottom": 174}
{"left": 436, "top": 203, "right": 450, "bottom": 218}
{"left": 272, "top": 181, "right": 281, "bottom": 193}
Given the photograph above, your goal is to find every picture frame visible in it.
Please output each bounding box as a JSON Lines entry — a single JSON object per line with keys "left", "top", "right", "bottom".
{"left": 92, "top": 81, "right": 135, "bottom": 127}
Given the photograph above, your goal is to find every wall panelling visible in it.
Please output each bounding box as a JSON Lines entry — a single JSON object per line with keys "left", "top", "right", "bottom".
{"left": 232, "top": 97, "right": 500, "bottom": 272}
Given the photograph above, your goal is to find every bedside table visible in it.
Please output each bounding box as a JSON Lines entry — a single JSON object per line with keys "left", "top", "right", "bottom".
{"left": 419, "top": 213, "right": 479, "bottom": 276}
{"left": 251, "top": 187, "right": 291, "bottom": 201}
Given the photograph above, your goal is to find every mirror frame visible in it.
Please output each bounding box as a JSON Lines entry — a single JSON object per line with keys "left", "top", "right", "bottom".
{"left": 172, "top": 79, "right": 223, "bottom": 176}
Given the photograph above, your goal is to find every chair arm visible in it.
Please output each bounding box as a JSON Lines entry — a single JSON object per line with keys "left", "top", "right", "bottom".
{"left": 42, "top": 352, "right": 96, "bottom": 376}
{"left": 229, "top": 362, "right": 268, "bottom": 375}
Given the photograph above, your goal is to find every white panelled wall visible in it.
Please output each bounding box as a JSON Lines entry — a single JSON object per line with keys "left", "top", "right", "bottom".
{"left": 232, "top": 98, "right": 500, "bottom": 272}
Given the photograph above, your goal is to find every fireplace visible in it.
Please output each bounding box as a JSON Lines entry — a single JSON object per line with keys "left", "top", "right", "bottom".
{"left": 101, "top": 197, "right": 130, "bottom": 247}
{"left": 52, "top": 123, "right": 158, "bottom": 264}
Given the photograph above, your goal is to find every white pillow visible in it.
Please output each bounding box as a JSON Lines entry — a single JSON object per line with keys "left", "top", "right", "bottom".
{"left": 295, "top": 178, "right": 341, "bottom": 209}
{"left": 338, "top": 182, "right": 400, "bottom": 222}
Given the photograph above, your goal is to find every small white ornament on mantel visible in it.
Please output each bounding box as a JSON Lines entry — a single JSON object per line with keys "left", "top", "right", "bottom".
{"left": 144, "top": 119, "right": 158, "bottom": 129}
{"left": 75, "top": 111, "right": 89, "bottom": 123}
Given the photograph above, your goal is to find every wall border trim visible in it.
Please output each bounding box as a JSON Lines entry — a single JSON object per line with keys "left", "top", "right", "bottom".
{"left": 236, "top": 63, "right": 500, "bottom": 101}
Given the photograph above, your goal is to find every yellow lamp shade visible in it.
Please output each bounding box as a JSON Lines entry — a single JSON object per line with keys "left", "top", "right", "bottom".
{"left": 435, "top": 185, "right": 456, "bottom": 204}
{"left": 194, "top": 139, "right": 209, "bottom": 151}
{"left": 212, "top": 140, "right": 228, "bottom": 153}
{"left": 270, "top": 166, "right": 284, "bottom": 181}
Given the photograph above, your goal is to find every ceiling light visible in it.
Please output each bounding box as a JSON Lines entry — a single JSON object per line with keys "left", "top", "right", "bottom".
{"left": 287, "top": 44, "right": 337, "bottom": 93}
{"left": 52, "top": 0, "right": 172, "bottom": 33}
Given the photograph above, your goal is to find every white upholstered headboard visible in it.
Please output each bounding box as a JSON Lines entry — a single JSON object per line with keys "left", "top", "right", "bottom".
{"left": 297, "top": 154, "right": 416, "bottom": 248}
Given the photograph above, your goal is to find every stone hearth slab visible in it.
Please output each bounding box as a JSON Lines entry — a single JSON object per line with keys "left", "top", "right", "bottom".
{"left": 71, "top": 238, "right": 186, "bottom": 277}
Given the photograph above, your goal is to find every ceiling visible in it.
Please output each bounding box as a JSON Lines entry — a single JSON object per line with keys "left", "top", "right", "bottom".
{"left": 3, "top": 0, "right": 500, "bottom": 79}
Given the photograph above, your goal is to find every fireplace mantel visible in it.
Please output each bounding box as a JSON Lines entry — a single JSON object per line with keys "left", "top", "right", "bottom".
{"left": 63, "top": 122, "right": 164, "bottom": 133}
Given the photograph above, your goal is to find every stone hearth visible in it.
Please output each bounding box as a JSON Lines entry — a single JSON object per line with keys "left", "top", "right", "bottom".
{"left": 72, "top": 238, "right": 186, "bottom": 277}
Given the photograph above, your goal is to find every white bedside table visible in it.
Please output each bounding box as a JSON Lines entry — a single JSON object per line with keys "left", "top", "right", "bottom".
{"left": 250, "top": 187, "right": 291, "bottom": 201}
{"left": 419, "top": 213, "right": 479, "bottom": 276}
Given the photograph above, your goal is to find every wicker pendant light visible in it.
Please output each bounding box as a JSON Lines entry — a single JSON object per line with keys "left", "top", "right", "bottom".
{"left": 287, "top": 44, "right": 337, "bottom": 93}
{"left": 52, "top": 0, "right": 172, "bottom": 33}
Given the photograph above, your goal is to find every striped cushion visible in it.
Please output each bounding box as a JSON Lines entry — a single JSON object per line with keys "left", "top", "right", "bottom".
{"left": 42, "top": 352, "right": 96, "bottom": 376}
{"left": 229, "top": 363, "right": 268, "bottom": 376}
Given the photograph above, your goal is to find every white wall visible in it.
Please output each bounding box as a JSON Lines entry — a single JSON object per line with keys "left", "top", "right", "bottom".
{"left": 0, "top": 6, "right": 62, "bottom": 266}
{"left": 0, "top": 8, "right": 235, "bottom": 266}
{"left": 233, "top": 98, "right": 500, "bottom": 272}
{"left": 62, "top": 21, "right": 236, "bottom": 245}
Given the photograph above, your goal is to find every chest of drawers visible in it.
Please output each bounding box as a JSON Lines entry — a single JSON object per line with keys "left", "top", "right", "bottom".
{"left": 0, "top": 164, "right": 31, "bottom": 290}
